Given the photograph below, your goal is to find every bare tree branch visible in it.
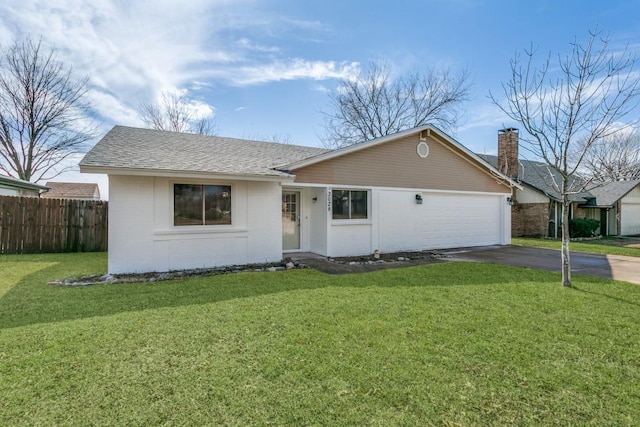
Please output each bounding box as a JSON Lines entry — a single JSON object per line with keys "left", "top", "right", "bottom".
{"left": 581, "top": 130, "right": 640, "bottom": 181}
{"left": 491, "top": 29, "right": 640, "bottom": 287}
{"left": 139, "top": 91, "right": 217, "bottom": 135}
{"left": 321, "top": 60, "right": 471, "bottom": 148}
{"left": 0, "top": 36, "right": 95, "bottom": 182}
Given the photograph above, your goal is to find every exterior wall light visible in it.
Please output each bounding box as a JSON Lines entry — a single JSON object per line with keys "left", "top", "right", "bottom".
{"left": 415, "top": 194, "right": 423, "bottom": 204}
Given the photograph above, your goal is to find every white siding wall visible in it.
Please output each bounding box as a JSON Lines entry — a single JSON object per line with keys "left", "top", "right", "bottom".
{"left": 247, "top": 181, "right": 283, "bottom": 261}
{"left": 329, "top": 223, "right": 373, "bottom": 257}
{"left": 0, "top": 187, "right": 40, "bottom": 197}
{"left": 108, "top": 175, "right": 282, "bottom": 274}
{"left": 307, "top": 187, "right": 328, "bottom": 255}
{"left": 0, "top": 187, "right": 19, "bottom": 196}
{"left": 377, "top": 189, "right": 425, "bottom": 252}
{"left": 325, "top": 187, "right": 509, "bottom": 258}
{"left": 621, "top": 186, "right": 640, "bottom": 235}
{"left": 108, "top": 175, "right": 156, "bottom": 273}
{"left": 517, "top": 186, "right": 550, "bottom": 203}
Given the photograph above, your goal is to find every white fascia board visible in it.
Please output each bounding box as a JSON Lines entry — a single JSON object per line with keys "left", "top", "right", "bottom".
{"left": 0, "top": 176, "right": 49, "bottom": 191}
{"left": 79, "top": 165, "right": 295, "bottom": 183}
{"left": 285, "top": 181, "right": 511, "bottom": 196}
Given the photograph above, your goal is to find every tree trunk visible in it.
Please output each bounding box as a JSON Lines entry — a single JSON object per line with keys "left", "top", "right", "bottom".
{"left": 561, "top": 197, "right": 572, "bottom": 287}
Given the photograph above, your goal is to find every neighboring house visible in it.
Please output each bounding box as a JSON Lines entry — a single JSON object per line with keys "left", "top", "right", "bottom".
{"left": 0, "top": 174, "right": 49, "bottom": 197}
{"left": 581, "top": 180, "right": 640, "bottom": 236}
{"left": 80, "top": 125, "right": 518, "bottom": 274}
{"left": 479, "top": 128, "right": 640, "bottom": 237}
{"left": 41, "top": 182, "right": 101, "bottom": 200}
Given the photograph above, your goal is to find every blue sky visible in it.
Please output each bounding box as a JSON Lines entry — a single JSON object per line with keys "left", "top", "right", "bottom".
{"left": 1, "top": 0, "right": 639, "bottom": 195}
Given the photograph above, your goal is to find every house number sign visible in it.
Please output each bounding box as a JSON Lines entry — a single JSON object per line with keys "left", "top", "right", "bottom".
{"left": 327, "top": 189, "right": 332, "bottom": 212}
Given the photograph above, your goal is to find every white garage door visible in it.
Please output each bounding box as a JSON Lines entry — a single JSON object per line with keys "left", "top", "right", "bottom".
{"left": 421, "top": 193, "right": 503, "bottom": 249}
{"left": 378, "top": 191, "right": 504, "bottom": 252}
{"left": 621, "top": 201, "right": 640, "bottom": 235}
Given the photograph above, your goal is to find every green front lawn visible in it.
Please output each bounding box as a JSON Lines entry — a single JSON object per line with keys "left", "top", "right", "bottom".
{"left": 1, "top": 253, "right": 639, "bottom": 426}
{"left": 513, "top": 237, "right": 640, "bottom": 257}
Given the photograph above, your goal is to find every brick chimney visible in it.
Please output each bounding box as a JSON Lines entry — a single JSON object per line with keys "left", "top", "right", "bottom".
{"left": 497, "top": 128, "right": 519, "bottom": 179}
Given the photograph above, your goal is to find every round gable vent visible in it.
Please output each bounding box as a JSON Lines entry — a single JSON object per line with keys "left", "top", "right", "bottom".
{"left": 416, "top": 141, "right": 429, "bottom": 158}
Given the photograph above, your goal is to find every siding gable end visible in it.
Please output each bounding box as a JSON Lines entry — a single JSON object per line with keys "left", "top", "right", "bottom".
{"left": 291, "top": 133, "right": 509, "bottom": 193}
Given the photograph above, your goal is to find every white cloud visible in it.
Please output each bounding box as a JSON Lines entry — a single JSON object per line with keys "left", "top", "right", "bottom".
{"left": 0, "top": 0, "right": 232, "bottom": 123}
{"left": 185, "top": 99, "right": 216, "bottom": 120}
{"left": 0, "top": 0, "right": 350, "bottom": 131}
{"left": 312, "top": 84, "right": 332, "bottom": 93}
{"left": 458, "top": 102, "right": 510, "bottom": 132}
{"left": 220, "top": 60, "right": 360, "bottom": 86}
{"left": 237, "top": 38, "right": 280, "bottom": 53}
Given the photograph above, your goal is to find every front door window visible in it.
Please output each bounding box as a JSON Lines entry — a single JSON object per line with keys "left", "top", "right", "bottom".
{"left": 282, "top": 191, "right": 300, "bottom": 250}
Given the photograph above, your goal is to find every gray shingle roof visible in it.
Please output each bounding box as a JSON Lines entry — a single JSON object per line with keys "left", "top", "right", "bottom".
{"left": 478, "top": 154, "right": 640, "bottom": 205}
{"left": 80, "top": 126, "right": 329, "bottom": 179}
{"left": 587, "top": 180, "right": 640, "bottom": 206}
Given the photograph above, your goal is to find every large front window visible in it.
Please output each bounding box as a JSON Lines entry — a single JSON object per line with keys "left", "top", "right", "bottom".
{"left": 332, "top": 190, "right": 368, "bottom": 219}
{"left": 174, "top": 184, "right": 231, "bottom": 226}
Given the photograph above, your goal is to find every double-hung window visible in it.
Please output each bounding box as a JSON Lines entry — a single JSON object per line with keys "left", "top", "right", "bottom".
{"left": 332, "top": 189, "right": 368, "bottom": 220}
{"left": 174, "top": 184, "right": 231, "bottom": 226}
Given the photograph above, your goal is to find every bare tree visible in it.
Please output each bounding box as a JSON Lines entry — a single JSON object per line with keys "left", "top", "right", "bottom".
{"left": 139, "top": 92, "right": 217, "bottom": 135}
{"left": 492, "top": 29, "right": 640, "bottom": 287}
{"left": 321, "top": 60, "right": 471, "bottom": 148}
{"left": 0, "top": 37, "right": 94, "bottom": 182}
{"left": 582, "top": 131, "right": 640, "bottom": 181}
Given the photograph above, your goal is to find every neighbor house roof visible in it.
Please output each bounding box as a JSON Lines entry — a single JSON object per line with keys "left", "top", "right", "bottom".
{"left": 41, "top": 182, "right": 101, "bottom": 200}
{"left": 80, "top": 126, "right": 329, "bottom": 180}
{"left": 478, "top": 154, "right": 590, "bottom": 202}
{"left": 0, "top": 174, "right": 49, "bottom": 192}
{"left": 585, "top": 180, "right": 640, "bottom": 207}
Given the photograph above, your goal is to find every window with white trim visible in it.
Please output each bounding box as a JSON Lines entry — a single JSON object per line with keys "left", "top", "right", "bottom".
{"left": 332, "top": 189, "right": 368, "bottom": 219}
{"left": 174, "top": 184, "right": 231, "bottom": 226}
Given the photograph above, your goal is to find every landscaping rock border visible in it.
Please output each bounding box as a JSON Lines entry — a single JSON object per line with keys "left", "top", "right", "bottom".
{"left": 49, "top": 250, "right": 453, "bottom": 286}
{"left": 48, "top": 260, "right": 309, "bottom": 286}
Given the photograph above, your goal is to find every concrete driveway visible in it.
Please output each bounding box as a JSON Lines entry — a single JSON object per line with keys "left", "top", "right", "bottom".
{"left": 449, "top": 245, "right": 640, "bottom": 285}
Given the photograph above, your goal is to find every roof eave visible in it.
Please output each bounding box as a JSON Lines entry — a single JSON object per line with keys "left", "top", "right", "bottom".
{"left": 0, "top": 176, "right": 49, "bottom": 191}
{"left": 79, "top": 164, "right": 295, "bottom": 182}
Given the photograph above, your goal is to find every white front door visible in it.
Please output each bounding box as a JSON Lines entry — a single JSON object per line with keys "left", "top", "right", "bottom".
{"left": 282, "top": 191, "right": 301, "bottom": 251}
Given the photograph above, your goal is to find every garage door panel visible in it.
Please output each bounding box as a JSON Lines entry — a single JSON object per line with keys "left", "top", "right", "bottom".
{"left": 378, "top": 190, "right": 424, "bottom": 252}
{"left": 378, "top": 191, "right": 503, "bottom": 252}
{"left": 422, "top": 194, "right": 501, "bottom": 248}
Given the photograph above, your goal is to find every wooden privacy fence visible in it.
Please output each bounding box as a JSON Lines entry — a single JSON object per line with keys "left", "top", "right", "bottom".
{"left": 0, "top": 196, "right": 108, "bottom": 254}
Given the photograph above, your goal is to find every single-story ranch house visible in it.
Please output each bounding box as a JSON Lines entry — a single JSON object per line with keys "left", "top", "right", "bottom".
{"left": 80, "top": 125, "right": 519, "bottom": 274}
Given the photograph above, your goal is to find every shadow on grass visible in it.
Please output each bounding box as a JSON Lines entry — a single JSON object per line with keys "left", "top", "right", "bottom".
{"left": 0, "top": 260, "right": 567, "bottom": 329}
{"left": 571, "top": 285, "right": 640, "bottom": 308}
